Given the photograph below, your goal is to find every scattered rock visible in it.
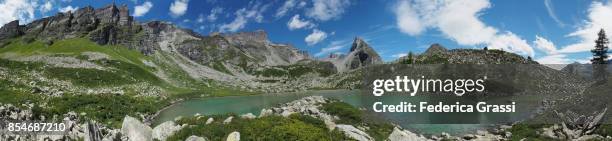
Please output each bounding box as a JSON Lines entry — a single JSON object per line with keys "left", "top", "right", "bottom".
{"left": 387, "top": 127, "right": 431, "bottom": 141}
{"left": 462, "top": 134, "right": 477, "bottom": 140}
{"left": 259, "top": 109, "right": 273, "bottom": 117}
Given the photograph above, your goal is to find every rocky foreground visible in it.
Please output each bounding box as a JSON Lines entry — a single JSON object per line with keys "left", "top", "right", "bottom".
{"left": 1, "top": 96, "right": 611, "bottom": 141}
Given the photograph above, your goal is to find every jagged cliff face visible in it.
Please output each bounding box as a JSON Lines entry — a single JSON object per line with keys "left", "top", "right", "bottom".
{"left": 0, "top": 4, "right": 309, "bottom": 67}
{"left": 326, "top": 37, "right": 383, "bottom": 72}
{"left": 0, "top": 4, "right": 144, "bottom": 52}
{"left": 0, "top": 4, "right": 353, "bottom": 93}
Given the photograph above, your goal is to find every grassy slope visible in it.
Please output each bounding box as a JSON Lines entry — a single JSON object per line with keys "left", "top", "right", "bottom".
{"left": 0, "top": 38, "right": 256, "bottom": 128}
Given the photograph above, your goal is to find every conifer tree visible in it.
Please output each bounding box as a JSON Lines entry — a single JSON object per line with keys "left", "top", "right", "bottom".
{"left": 591, "top": 29, "right": 609, "bottom": 82}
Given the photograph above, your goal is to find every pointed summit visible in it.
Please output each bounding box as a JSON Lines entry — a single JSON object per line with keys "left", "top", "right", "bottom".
{"left": 341, "top": 37, "right": 383, "bottom": 71}
{"left": 350, "top": 37, "right": 368, "bottom": 52}
{"left": 423, "top": 43, "right": 448, "bottom": 56}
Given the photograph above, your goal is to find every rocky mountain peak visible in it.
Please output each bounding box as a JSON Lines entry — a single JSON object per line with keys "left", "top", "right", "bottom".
{"left": 423, "top": 43, "right": 448, "bottom": 55}
{"left": 327, "top": 37, "right": 383, "bottom": 72}
{"left": 350, "top": 37, "right": 368, "bottom": 52}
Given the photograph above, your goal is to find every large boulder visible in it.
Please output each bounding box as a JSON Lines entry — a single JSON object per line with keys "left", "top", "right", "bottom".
{"left": 206, "top": 117, "right": 214, "bottom": 124}
{"left": 336, "top": 124, "right": 373, "bottom": 141}
{"left": 121, "top": 116, "right": 152, "bottom": 141}
{"left": 152, "top": 121, "right": 184, "bottom": 141}
{"left": 226, "top": 131, "right": 240, "bottom": 141}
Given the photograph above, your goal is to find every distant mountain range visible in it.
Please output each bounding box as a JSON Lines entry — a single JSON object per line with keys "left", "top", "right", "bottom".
{"left": 0, "top": 3, "right": 386, "bottom": 96}
{"left": 1, "top": 3, "right": 578, "bottom": 97}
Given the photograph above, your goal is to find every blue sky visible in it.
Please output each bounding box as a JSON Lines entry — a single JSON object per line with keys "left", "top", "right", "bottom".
{"left": 1, "top": 0, "right": 612, "bottom": 64}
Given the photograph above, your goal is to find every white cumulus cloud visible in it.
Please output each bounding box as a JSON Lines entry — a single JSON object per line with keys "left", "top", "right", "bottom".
{"left": 307, "top": 0, "right": 350, "bottom": 21}
{"left": 305, "top": 29, "right": 328, "bottom": 45}
{"left": 287, "top": 14, "right": 314, "bottom": 30}
{"left": 559, "top": 1, "right": 612, "bottom": 53}
{"left": 393, "top": 0, "right": 534, "bottom": 57}
{"left": 219, "top": 2, "right": 270, "bottom": 32}
{"left": 170, "top": 0, "right": 189, "bottom": 17}
{"left": 536, "top": 54, "right": 571, "bottom": 65}
{"left": 533, "top": 35, "right": 558, "bottom": 54}
{"left": 0, "top": 0, "right": 38, "bottom": 26}
{"left": 207, "top": 7, "right": 223, "bottom": 22}
{"left": 392, "top": 53, "right": 408, "bottom": 58}
{"left": 488, "top": 32, "right": 534, "bottom": 57}
{"left": 59, "top": 6, "right": 78, "bottom": 13}
{"left": 40, "top": 1, "right": 52, "bottom": 13}
{"left": 133, "top": 1, "right": 153, "bottom": 17}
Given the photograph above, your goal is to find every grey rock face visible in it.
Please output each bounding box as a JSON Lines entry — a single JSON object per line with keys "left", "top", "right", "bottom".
{"left": 0, "top": 20, "right": 24, "bottom": 41}
{"left": 0, "top": 3, "right": 140, "bottom": 50}
{"left": 325, "top": 37, "right": 383, "bottom": 72}
{"left": 347, "top": 37, "right": 383, "bottom": 70}
{"left": 336, "top": 124, "right": 374, "bottom": 141}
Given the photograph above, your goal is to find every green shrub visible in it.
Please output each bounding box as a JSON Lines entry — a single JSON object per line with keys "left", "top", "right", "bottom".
{"left": 169, "top": 114, "right": 349, "bottom": 141}
{"left": 595, "top": 124, "right": 612, "bottom": 137}
{"left": 508, "top": 124, "right": 555, "bottom": 141}
{"left": 322, "top": 101, "right": 362, "bottom": 124}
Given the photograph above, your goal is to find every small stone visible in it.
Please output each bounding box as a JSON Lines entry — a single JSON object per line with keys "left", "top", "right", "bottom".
{"left": 223, "top": 116, "right": 233, "bottom": 124}
{"left": 240, "top": 113, "right": 256, "bottom": 119}
{"left": 206, "top": 118, "right": 214, "bottom": 124}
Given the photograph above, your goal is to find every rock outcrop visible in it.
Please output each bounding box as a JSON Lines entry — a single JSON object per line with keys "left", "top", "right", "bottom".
{"left": 0, "top": 20, "right": 24, "bottom": 42}
{"left": 387, "top": 127, "right": 431, "bottom": 141}
{"left": 543, "top": 108, "right": 608, "bottom": 140}
{"left": 269, "top": 96, "right": 337, "bottom": 129}
{"left": 336, "top": 124, "right": 374, "bottom": 141}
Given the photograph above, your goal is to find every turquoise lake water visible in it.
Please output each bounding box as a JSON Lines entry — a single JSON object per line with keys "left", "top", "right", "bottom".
{"left": 153, "top": 90, "right": 540, "bottom": 135}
